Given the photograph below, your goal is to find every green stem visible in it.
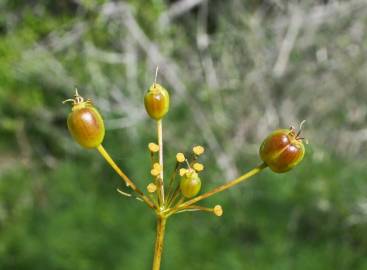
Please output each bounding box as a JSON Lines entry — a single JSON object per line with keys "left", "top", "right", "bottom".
{"left": 152, "top": 216, "right": 167, "bottom": 270}
{"left": 157, "top": 119, "right": 165, "bottom": 206}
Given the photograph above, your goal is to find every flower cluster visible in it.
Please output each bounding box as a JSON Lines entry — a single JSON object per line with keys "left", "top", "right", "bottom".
{"left": 63, "top": 68, "right": 306, "bottom": 270}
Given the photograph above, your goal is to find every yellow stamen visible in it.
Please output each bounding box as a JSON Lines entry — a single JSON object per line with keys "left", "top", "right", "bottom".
{"left": 148, "top": 142, "right": 160, "bottom": 153}
{"left": 147, "top": 183, "right": 157, "bottom": 193}
{"left": 153, "top": 162, "right": 161, "bottom": 171}
{"left": 179, "top": 168, "right": 187, "bottom": 176}
{"left": 213, "top": 205, "right": 223, "bottom": 217}
{"left": 151, "top": 169, "right": 160, "bottom": 177}
{"left": 193, "top": 145, "right": 205, "bottom": 155}
{"left": 193, "top": 163, "right": 204, "bottom": 172}
{"left": 176, "top": 153, "right": 185, "bottom": 163}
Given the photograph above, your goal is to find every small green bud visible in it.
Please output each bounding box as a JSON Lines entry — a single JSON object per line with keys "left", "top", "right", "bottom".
{"left": 180, "top": 170, "right": 201, "bottom": 198}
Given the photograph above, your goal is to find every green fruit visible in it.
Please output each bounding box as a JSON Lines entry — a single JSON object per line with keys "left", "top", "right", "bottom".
{"left": 180, "top": 170, "right": 201, "bottom": 198}
{"left": 65, "top": 92, "right": 105, "bottom": 149}
{"left": 144, "top": 83, "right": 170, "bottom": 120}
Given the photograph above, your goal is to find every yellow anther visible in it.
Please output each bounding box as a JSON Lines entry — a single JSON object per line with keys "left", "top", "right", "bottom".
{"left": 193, "top": 145, "right": 205, "bottom": 155}
{"left": 147, "top": 183, "right": 157, "bottom": 193}
{"left": 148, "top": 142, "right": 159, "bottom": 153}
{"left": 179, "top": 168, "right": 187, "bottom": 176}
{"left": 213, "top": 205, "right": 223, "bottom": 217}
{"left": 176, "top": 153, "right": 185, "bottom": 163}
{"left": 153, "top": 162, "right": 161, "bottom": 171}
{"left": 193, "top": 163, "right": 204, "bottom": 172}
{"left": 151, "top": 169, "right": 160, "bottom": 177}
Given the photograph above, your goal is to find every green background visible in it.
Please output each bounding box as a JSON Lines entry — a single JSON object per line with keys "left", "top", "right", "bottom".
{"left": 0, "top": 0, "right": 366, "bottom": 269}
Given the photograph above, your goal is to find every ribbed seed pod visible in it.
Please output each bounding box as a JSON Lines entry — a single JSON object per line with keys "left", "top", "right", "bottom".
{"left": 259, "top": 128, "right": 305, "bottom": 173}
{"left": 65, "top": 91, "right": 105, "bottom": 149}
{"left": 144, "top": 83, "right": 170, "bottom": 120}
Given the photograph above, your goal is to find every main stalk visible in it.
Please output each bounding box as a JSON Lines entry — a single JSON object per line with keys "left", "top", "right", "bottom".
{"left": 152, "top": 216, "right": 167, "bottom": 270}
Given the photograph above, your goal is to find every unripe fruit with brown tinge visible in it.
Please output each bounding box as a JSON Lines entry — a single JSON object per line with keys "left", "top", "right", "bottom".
{"left": 259, "top": 128, "right": 305, "bottom": 173}
{"left": 65, "top": 92, "right": 105, "bottom": 149}
{"left": 144, "top": 83, "right": 170, "bottom": 120}
{"left": 180, "top": 170, "right": 201, "bottom": 198}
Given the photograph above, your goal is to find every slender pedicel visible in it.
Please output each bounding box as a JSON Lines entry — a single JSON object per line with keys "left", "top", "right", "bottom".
{"left": 167, "top": 163, "right": 267, "bottom": 214}
{"left": 64, "top": 90, "right": 155, "bottom": 209}
{"left": 97, "top": 144, "right": 155, "bottom": 209}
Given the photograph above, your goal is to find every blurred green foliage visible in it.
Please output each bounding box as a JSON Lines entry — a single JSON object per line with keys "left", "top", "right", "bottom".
{"left": 0, "top": 0, "right": 367, "bottom": 269}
